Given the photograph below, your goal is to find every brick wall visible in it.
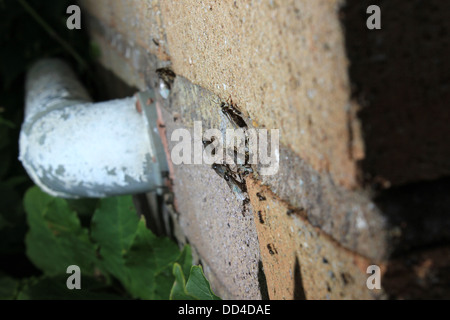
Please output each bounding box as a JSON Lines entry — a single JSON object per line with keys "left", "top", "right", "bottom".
{"left": 79, "top": 0, "right": 450, "bottom": 299}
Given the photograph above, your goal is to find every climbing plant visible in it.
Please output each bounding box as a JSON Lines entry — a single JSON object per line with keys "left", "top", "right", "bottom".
{"left": 0, "top": 187, "right": 219, "bottom": 300}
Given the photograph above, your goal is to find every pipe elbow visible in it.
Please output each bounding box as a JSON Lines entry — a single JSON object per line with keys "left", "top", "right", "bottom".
{"left": 19, "top": 59, "right": 167, "bottom": 198}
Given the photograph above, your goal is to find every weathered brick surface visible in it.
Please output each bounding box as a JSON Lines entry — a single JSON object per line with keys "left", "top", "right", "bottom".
{"left": 159, "top": 0, "right": 363, "bottom": 190}
{"left": 246, "top": 177, "right": 384, "bottom": 300}
{"left": 83, "top": 0, "right": 361, "bottom": 189}
{"left": 81, "top": 0, "right": 450, "bottom": 189}
{"left": 80, "top": 0, "right": 450, "bottom": 299}
{"left": 157, "top": 75, "right": 386, "bottom": 260}
{"left": 247, "top": 177, "right": 450, "bottom": 299}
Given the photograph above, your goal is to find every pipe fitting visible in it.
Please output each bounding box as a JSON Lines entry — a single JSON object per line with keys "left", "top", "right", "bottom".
{"left": 19, "top": 59, "right": 168, "bottom": 198}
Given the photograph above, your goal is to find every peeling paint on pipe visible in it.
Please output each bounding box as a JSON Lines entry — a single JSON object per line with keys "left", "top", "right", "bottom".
{"left": 19, "top": 59, "right": 168, "bottom": 198}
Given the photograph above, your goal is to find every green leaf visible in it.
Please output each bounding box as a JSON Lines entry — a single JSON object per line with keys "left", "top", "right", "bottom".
{"left": 153, "top": 245, "right": 192, "bottom": 300}
{"left": 153, "top": 264, "right": 177, "bottom": 300}
{"left": 177, "top": 245, "right": 193, "bottom": 280}
{"left": 123, "top": 219, "right": 180, "bottom": 299}
{"left": 169, "top": 263, "right": 195, "bottom": 300}
{"left": 24, "top": 186, "right": 98, "bottom": 276}
{"left": 90, "top": 196, "right": 139, "bottom": 283}
{"left": 0, "top": 273, "right": 19, "bottom": 299}
{"left": 186, "top": 266, "right": 221, "bottom": 300}
{"left": 91, "top": 197, "right": 186, "bottom": 300}
{"left": 20, "top": 187, "right": 202, "bottom": 300}
{"left": 170, "top": 264, "right": 221, "bottom": 300}
{"left": 17, "top": 275, "right": 125, "bottom": 300}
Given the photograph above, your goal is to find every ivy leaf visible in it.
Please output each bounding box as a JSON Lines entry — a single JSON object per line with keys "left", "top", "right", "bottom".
{"left": 153, "top": 245, "right": 192, "bottom": 299}
{"left": 177, "top": 245, "right": 193, "bottom": 280}
{"left": 24, "top": 186, "right": 98, "bottom": 276}
{"left": 123, "top": 219, "right": 180, "bottom": 299}
{"left": 21, "top": 187, "right": 217, "bottom": 300}
{"left": 185, "top": 266, "right": 221, "bottom": 300}
{"left": 169, "top": 263, "right": 195, "bottom": 300}
{"left": 89, "top": 196, "right": 196, "bottom": 300}
{"left": 90, "top": 196, "right": 139, "bottom": 284}
{"left": 170, "top": 264, "right": 221, "bottom": 300}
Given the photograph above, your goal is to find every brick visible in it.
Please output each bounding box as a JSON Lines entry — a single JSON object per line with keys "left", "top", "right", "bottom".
{"left": 81, "top": 0, "right": 450, "bottom": 189}
{"left": 79, "top": 0, "right": 450, "bottom": 299}
{"left": 159, "top": 0, "right": 361, "bottom": 189}
{"left": 246, "top": 177, "right": 384, "bottom": 300}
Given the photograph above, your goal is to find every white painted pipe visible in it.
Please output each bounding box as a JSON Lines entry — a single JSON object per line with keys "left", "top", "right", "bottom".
{"left": 19, "top": 59, "right": 168, "bottom": 198}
